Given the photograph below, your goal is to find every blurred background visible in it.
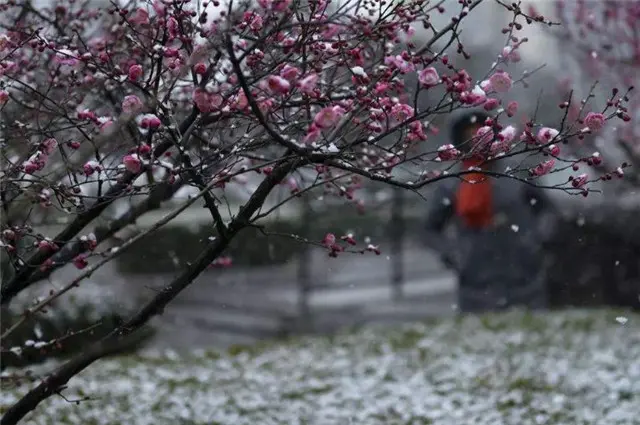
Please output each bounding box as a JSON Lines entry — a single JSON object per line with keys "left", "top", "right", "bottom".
{"left": 4, "top": 1, "right": 639, "bottom": 365}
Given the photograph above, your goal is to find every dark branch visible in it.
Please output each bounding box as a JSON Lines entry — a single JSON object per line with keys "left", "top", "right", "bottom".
{"left": 0, "top": 156, "right": 299, "bottom": 425}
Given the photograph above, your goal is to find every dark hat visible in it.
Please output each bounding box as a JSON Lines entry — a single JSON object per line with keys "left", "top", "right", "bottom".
{"left": 450, "top": 111, "right": 492, "bottom": 153}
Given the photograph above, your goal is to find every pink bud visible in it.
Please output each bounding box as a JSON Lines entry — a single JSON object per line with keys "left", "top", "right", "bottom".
{"left": 77, "top": 109, "right": 97, "bottom": 121}
{"left": 23, "top": 161, "right": 38, "bottom": 174}
{"left": 506, "top": 101, "right": 519, "bottom": 117}
{"left": 38, "top": 240, "right": 58, "bottom": 253}
{"left": 81, "top": 233, "right": 98, "bottom": 251}
{"left": 73, "top": 254, "right": 88, "bottom": 269}
{"left": 140, "top": 114, "right": 161, "bottom": 129}
{"left": 571, "top": 173, "right": 588, "bottom": 188}
{"left": 322, "top": 233, "right": 336, "bottom": 247}
{"left": 0, "top": 90, "right": 8, "bottom": 104}
{"left": 123, "top": 154, "right": 142, "bottom": 173}
{"left": 546, "top": 144, "right": 560, "bottom": 156}
{"left": 465, "top": 85, "right": 486, "bottom": 105}
{"left": 128, "top": 64, "right": 143, "bottom": 81}
{"left": 167, "top": 17, "right": 179, "bottom": 39}
{"left": 210, "top": 256, "right": 233, "bottom": 268}
{"left": 83, "top": 162, "right": 98, "bottom": 176}
{"left": 68, "top": 141, "right": 81, "bottom": 150}
{"left": 341, "top": 233, "right": 356, "bottom": 245}
{"left": 163, "top": 47, "right": 179, "bottom": 58}
{"left": 138, "top": 143, "right": 152, "bottom": 155}
{"left": 194, "top": 62, "right": 207, "bottom": 75}
{"left": 483, "top": 98, "right": 500, "bottom": 111}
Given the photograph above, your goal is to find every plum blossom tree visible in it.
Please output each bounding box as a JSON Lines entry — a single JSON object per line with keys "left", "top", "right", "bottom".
{"left": 0, "top": 0, "right": 631, "bottom": 422}
{"left": 540, "top": 0, "right": 638, "bottom": 187}
{"left": 517, "top": 1, "right": 640, "bottom": 310}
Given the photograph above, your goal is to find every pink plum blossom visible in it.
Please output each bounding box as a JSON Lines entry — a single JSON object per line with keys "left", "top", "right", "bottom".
{"left": 418, "top": 67, "right": 439, "bottom": 87}
{"left": 303, "top": 125, "right": 322, "bottom": 144}
{"left": 437, "top": 144, "right": 460, "bottom": 161}
{"left": 501, "top": 46, "right": 521, "bottom": 63}
{"left": 122, "top": 95, "right": 144, "bottom": 113}
{"left": 279, "top": 65, "right": 300, "bottom": 81}
{"left": 0, "top": 90, "right": 8, "bottom": 104}
{"left": 473, "top": 125, "right": 494, "bottom": 149}
{"left": 314, "top": 105, "right": 346, "bottom": 129}
{"left": 384, "top": 55, "right": 415, "bottom": 73}
{"left": 489, "top": 71, "right": 512, "bottom": 93}
{"left": 266, "top": 75, "right": 291, "bottom": 94}
{"left": 536, "top": 127, "right": 560, "bottom": 144}
{"left": 531, "top": 159, "right": 555, "bottom": 176}
{"left": 391, "top": 103, "right": 414, "bottom": 122}
{"left": 584, "top": 112, "right": 606, "bottom": 131}
{"left": 298, "top": 74, "right": 319, "bottom": 94}
{"left": 130, "top": 8, "right": 150, "bottom": 25}
{"left": 498, "top": 125, "right": 517, "bottom": 143}
{"left": 193, "top": 89, "right": 223, "bottom": 112}
{"left": 42, "top": 138, "right": 58, "bottom": 155}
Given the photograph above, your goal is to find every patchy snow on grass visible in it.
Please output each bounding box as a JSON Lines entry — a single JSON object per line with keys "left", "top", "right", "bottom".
{"left": 2, "top": 309, "right": 640, "bottom": 425}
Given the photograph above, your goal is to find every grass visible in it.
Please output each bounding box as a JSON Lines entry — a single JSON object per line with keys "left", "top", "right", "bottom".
{"left": 1, "top": 308, "right": 639, "bottom": 425}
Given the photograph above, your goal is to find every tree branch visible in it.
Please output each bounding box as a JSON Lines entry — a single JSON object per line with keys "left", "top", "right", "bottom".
{"left": 0, "top": 156, "right": 299, "bottom": 425}
{"left": 0, "top": 109, "right": 200, "bottom": 305}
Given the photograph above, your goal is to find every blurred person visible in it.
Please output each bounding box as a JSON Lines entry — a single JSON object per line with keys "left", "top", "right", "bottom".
{"left": 424, "top": 111, "right": 557, "bottom": 313}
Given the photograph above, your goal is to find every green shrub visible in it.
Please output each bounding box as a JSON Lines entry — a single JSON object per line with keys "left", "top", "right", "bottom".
{"left": 116, "top": 205, "right": 423, "bottom": 274}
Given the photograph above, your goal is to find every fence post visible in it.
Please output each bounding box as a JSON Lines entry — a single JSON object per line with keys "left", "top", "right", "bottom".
{"left": 390, "top": 187, "right": 405, "bottom": 300}
{"left": 297, "top": 197, "right": 313, "bottom": 330}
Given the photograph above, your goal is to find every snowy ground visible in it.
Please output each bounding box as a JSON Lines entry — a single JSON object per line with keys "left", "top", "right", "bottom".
{"left": 2, "top": 309, "right": 639, "bottom": 425}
